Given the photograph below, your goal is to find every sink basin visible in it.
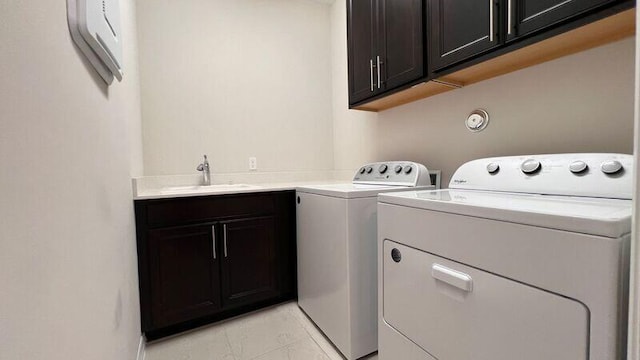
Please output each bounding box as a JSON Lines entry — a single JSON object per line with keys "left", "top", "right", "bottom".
{"left": 159, "top": 184, "right": 261, "bottom": 194}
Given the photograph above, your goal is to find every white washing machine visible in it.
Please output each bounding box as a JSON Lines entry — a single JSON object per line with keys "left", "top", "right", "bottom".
{"left": 297, "top": 162, "right": 439, "bottom": 360}
{"left": 377, "top": 154, "right": 633, "bottom": 360}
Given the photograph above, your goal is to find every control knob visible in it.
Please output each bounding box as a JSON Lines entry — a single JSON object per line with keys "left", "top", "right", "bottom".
{"left": 601, "top": 160, "right": 623, "bottom": 175}
{"left": 359, "top": 167, "right": 366, "bottom": 174}
{"left": 366, "top": 167, "right": 373, "bottom": 174}
{"left": 569, "top": 161, "right": 588, "bottom": 174}
{"left": 379, "top": 164, "right": 388, "bottom": 174}
{"left": 521, "top": 159, "right": 541, "bottom": 174}
{"left": 486, "top": 163, "right": 500, "bottom": 174}
{"left": 394, "top": 165, "right": 403, "bottom": 174}
{"left": 403, "top": 165, "right": 413, "bottom": 174}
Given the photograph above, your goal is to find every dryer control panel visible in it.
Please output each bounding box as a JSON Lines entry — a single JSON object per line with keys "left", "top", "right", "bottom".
{"left": 353, "top": 161, "right": 437, "bottom": 187}
{"left": 450, "top": 153, "right": 633, "bottom": 199}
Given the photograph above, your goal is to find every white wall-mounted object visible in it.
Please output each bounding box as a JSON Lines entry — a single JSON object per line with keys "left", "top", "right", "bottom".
{"left": 67, "top": 0, "right": 124, "bottom": 85}
{"left": 465, "top": 109, "right": 490, "bottom": 132}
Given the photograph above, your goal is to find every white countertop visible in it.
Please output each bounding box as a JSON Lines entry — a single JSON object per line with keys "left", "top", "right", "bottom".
{"left": 132, "top": 171, "right": 353, "bottom": 200}
{"left": 133, "top": 181, "right": 349, "bottom": 200}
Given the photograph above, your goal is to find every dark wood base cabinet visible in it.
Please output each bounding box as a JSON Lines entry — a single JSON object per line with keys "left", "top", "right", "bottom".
{"left": 135, "top": 191, "right": 296, "bottom": 340}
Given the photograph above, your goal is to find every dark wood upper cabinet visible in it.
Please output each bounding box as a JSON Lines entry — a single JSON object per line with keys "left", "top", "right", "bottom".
{"left": 348, "top": 0, "right": 632, "bottom": 111}
{"left": 348, "top": 0, "right": 378, "bottom": 104}
{"left": 429, "top": 0, "right": 501, "bottom": 72}
{"left": 348, "top": 0, "right": 425, "bottom": 106}
{"left": 148, "top": 224, "right": 221, "bottom": 328}
{"left": 379, "top": 0, "right": 425, "bottom": 90}
{"left": 507, "top": 0, "right": 620, "bottom": 41}
{"left": 220, "top": 217, "right": 279, "bottom": 308}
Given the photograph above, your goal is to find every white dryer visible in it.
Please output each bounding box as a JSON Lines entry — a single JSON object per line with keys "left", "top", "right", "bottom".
{"left": 297, "top": 162, "right": 439, "bottom": 360}
{"left": 378, "top": 154, "right": 632, "bottom": 360}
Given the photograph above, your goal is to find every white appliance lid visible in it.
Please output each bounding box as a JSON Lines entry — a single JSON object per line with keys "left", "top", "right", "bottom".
{"left": 296, "top": 161, "right": 435, "bottom": 198}
{"left": 297, "top": 183, "right": 434, "bottom": 199}
{"left": 379, "top": 189, "right": 631, "bottom": 238}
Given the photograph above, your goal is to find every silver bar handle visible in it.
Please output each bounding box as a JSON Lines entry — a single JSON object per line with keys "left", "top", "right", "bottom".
{"left": 489, "top": 0, "right": 494, "bottom": 42}
{"left": 369, "top": 59, "right": 374, "bottom": 92}
{"left": 223, "top": 224, "right": 228, "bottom": 258}
{"left": 211, "top": 225, "right": 217, "bottom": 260}
{"left": 376, "top": 56, "right": 382, "bottom": 89}
{"left": 507, "top": 0, "right": 513, "bottom": 35}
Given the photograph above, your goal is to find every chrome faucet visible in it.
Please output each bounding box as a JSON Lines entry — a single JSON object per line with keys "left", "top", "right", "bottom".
{"left": 196, "top": 155, "right": 211, "bottom": 186}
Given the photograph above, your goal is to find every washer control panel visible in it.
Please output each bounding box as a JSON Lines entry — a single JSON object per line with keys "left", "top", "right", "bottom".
{"left": 353, "top": 161, "right": 434, "bottom": 187}
{"left": 450, "top": 153, "right": 633, "bottom": 199}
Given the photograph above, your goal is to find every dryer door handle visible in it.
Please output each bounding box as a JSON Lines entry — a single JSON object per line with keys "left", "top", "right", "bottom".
{"left": 432, "top": 264, "right": 473, "bottom": 292}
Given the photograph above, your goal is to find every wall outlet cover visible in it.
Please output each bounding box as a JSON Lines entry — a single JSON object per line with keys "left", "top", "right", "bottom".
{"left": 249, "top": 157, "right": 258, "bottom": 171}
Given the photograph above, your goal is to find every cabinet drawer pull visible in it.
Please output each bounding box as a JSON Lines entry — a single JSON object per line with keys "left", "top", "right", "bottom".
{"left": 223, "top": 224, "right": 228, "bottom": 258}
{"left": 370, "top": 59, "right": 375, "bottom": 92}
{"left": 489, "top": 0, "right": 494, "bottom": 42}
{"left": 507, "top": 0, "right": 513, "bottom": 35}
{"left": 376, "top": 56, "right": 382, "bottom": 89}
{"left": 212, "top": 225, "right": 217, "bottom": 260}
{"left": 432, "top": 264, "right": 473, "bottom": 292}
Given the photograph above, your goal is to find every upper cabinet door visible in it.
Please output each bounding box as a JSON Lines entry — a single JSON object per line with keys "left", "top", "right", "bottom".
{"left": 220, "top": 217, "right": 279, "bottom": 308}
{"left": 429, "top": 0, "right": 501, "bottom": 72}
{"left": 507, "top": 0, "right": 618, "bottom": 40}
{"left": 148, "top": 224, "right": 221, "bottom": 328}
{"left": 378, "top": 0, "right": 425, "bottom": 91}
{"left": 348, "top": 0, "right": 378, "bottom": 104}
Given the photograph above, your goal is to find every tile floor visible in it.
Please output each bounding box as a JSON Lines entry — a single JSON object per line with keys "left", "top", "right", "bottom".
{"left": 145, "top": 302, "right": 379, "bottom": 360}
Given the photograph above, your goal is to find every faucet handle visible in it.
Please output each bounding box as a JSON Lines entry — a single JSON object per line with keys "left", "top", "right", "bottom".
{"left": 197, "top": 154, "right": 210, "bottom": 172}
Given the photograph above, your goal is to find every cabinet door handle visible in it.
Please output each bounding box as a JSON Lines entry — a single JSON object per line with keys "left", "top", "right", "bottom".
{"left": 211, "top": 225, "right": 217, "bottom": 260}
{"left": 376, "top": 56, "right": 382, "bottom": 89}
{"left": 489, "top": 0, "right": 494, "bottom": 42}
{"left": 223, "top": 224, "right": 228, "bottom": 258}
{"left": 369, "top": 59, "right": 375, "bottom": 92}
{"left": 507, "top": 0, "right": 513, "bottom": 35}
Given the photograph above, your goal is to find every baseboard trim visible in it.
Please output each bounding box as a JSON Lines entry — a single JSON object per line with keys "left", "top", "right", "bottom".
{"left": 136, "top": 335, "right": 146, "bottom": 360}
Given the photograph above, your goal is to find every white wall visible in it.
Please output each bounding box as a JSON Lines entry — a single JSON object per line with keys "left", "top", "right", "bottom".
{"left": 0, "top": 1, "right": 143, "bottom": 359}
{"left": 376, "top": 38, "right": 636, "bottom": 185}
{"left": 137, "top": 0, "right": 335, "bottom": 176}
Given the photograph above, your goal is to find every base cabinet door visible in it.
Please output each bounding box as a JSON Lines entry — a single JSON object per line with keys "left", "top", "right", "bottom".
{"left": 429, "top": 0, "right": 501, "bottom": 72}
{"left": 508, "top": 0, "right": 618, "bottom": 40}
{"left": 148, "top": 224, "right": 221, "bottom": 328}
{"left": 220, "top": 217, "right": 279, "bottom": 308}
